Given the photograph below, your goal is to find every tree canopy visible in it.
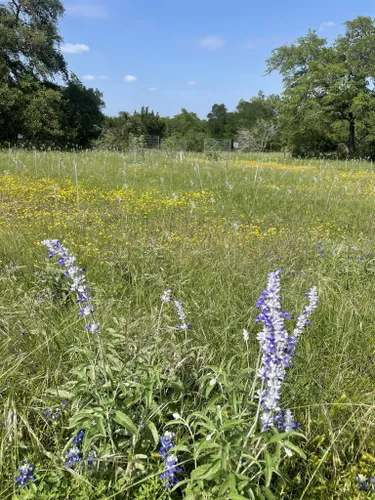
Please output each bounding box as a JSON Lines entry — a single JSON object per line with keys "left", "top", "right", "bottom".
{"left": 0, "top": 0, "right": 104, "bottom": 148}
{"left": 267, "top": 16, "right": 375, "bottom": 156}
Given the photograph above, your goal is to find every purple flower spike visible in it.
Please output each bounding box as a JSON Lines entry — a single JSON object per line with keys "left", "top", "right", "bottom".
{"left": 159, "top": 431, "right": 182, "bottom": 489}
{"left": 41, "top": 240, "right": 101, "bottom": 334}
{"left": 255, "top": 271, "right": 318, "bottom": 431}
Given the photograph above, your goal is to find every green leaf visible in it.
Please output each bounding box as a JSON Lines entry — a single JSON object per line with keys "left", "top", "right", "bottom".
{"left": 95, "top": 416, "right": 107, "bottom": 437}
{"left": 283, "top": 440, "right": 307, "bottom": 459}
{"left": 222, "top": 419, "right": 246, "bottom": 430}
{"left": 264, "top": 449, "right": 273, "bottom": 487}
{"left": 45, "top": 389, "right": 73, "bottom": 399}
{"left": 229, "top": 494, "right": 252, "bottom": 500}
{"left": 202, "top": 459, "right": 222, "bottom": 480}
{"left": 113, "top": 411, "right": 138, "bottom": 435}
{"left": 146, "top": 422, "right": 159, "bottom": 446}
{"left": 194, "top": 439, "right": 221, "bottom": 459}
{"left": 218, "top": 472, "right": 237, "bottom": 495}
{"left": 190, "top": 463, "right": 211, "bottom": 480}
{"left": 68, "top": 411, "right": 94, "bottom": 427}
{"left": 261, "top": 486, "right": 276, "bottom": 500}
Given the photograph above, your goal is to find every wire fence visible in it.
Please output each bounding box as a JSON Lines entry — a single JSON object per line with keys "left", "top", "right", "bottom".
{"left": 204, "top": 138, "right": 232, "bottom": 152}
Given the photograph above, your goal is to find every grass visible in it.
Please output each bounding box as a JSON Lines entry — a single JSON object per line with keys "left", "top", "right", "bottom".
{"left": 1, "top": 149, "right": 375, "bottom": 498}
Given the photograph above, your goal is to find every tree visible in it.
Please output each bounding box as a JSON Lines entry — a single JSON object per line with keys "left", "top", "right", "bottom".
{"left": 267, "top": 17, "right": 375, "bottom": 156}
{"left": 236, "top": 92, "right": 280, "bottom": 130}
{"left": 21, "top": 77, "right": 62, "bottom": 145}
{"left": 131, "top": 107, "right": 166, "bottom": 138}
{"left": 164, "top": 109, "right": 207, "bottom": 151}
{"left": 97, "top": 113, "right": 132, "bottom": 149}
{"left": 0, "top": 0, "right": 66, "bottom": 84}
{"left": 60, "top": 75, "right": 105, "bottom": 148}
{"left": 0, "top": 0, "right": 66, "bottom": 144}
{"left": 207, "top": 103, "right": 229, "bottom": 138}
{"left": 237, "top": 120, "right": 279, "bottom": 152}
{"left": 97, "top": 108, "right": 165, "bottom": 150}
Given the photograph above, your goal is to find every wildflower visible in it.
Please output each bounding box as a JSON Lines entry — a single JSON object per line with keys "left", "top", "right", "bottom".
{"left": 41, "top": 240, "right": 100, "bottom": 333}
{"left": 15, "top": 460, "right": 35, "bottom": 488}
{"left": 172, "top": 413, "right": 181, "bottom": 420}
{"left": 356, "top": 474, "right": 373, "bottom": 491}
{"left": 65, "top": 447, "right": 82, "bottom": 468}
{"left": 86, "top": 450, "right": 98, "bottom": 467}
{"left": 84, "top": 323, "right": 101, "bottom": 333}
{"left": 290, "top": 287, "right": 318, "bottom": 354}
{"left": 255, "top": 270, "right": 318, "bottom": 431}
{"left": 44, "top": 408, "right": 61, "bottom": 421}
{"left": 275, "top": 409, "right": 300, "bottom": 432}
{"left": 159, "top": 432, "right": 182, "bottom": 489}
{"left": 161, "top": 289, "right": 173, "bottom": 303}
{"left": 174, "top": 300, "right": 191, "bottom": 330}
{"left": 72, "top": 429, "right": 85, "bottom": 446}
{"left": 316, "top": 241, "right": 325, "bottom": 258}
{"left": 78, "top": 305, "right": 95, "bottom": 317}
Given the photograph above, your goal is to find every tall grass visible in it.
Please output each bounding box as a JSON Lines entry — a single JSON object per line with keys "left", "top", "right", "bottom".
{"left": 1, "top": 149, "right": 375, "bottom": 498}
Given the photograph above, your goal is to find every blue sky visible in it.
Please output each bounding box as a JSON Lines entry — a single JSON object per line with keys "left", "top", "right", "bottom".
{"left": 59, "top": 0, "right": 375, "bottom": 118}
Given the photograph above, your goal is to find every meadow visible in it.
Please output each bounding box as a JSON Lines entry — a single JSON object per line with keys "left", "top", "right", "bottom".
{"left": 1, "top": 149, "right": 375, "bottom": 498}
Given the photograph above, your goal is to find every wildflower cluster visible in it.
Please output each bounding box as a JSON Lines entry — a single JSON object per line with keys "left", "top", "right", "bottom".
{"left": 161, "top": 289, "right": 191, "bottom": 330}
{"left": 256, "top": 270, "right": 318, "bottom": 431}
{"left": 65, "top": 429, "right": 98, "bottom": 470}
{"left": 65, "top": 429, "right": 85, "bottom": 468}
{"left": 44, "top": 400, "right": 68, "bottom": 422}
{"left": 65, "top": 447, "right": 82, "bottom": 468}
{"left": 15, "top": 460, "right": 35, "bottom": 488}
{"left": 159, "top": 431, "right": 182, "bottom": 489}
{"left": 41, "top": 239, "right": 101, "bottom": 333}
{"left": 356, "top": 474, "right": 375, "bottom": 491}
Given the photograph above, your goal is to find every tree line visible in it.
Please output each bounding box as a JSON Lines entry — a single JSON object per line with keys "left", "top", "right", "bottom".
{"left": 98, "top": 94, "right": 280, "bottom": 152}
{"left": 1, "top": 1, "right": 375, "bottom": 158}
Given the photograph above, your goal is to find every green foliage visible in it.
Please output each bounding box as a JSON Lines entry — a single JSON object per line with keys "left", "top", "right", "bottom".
{"left": 60, "top": 76, "right": 105, "bottom": 149}
{"left": 0, "top": 1, "right": 104, "bottom": 148}
{"left": 3, "top": 150, "right": 375, "bottom": 497}
{"left": 0, "top": 0, "right": 66, "bottom": 84}
{"left": 267, "top": 16, "right": 375, "bottom": 157}
{"left": 98, "top": 108, "right": 165, "bottom": 150}
{"left": 164, "top": 108, "right": 207, "bottom": 151}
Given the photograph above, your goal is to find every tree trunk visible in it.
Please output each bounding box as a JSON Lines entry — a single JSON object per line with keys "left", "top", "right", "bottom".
{"left": 348, "top": 113, "right": 355, "bottom": 154}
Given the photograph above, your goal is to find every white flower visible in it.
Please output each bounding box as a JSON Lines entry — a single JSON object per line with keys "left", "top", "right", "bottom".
{"left": 243, "top": 329, "right": 249, "bottom": 342}
{"left": 284, "top": 447, "right": 293, "bottom": 457}
{"left": 172, "top": 413, "right": 181, "bottom": 420}
{"left": 209, "top": 378, "right": 217, "bottom": 387}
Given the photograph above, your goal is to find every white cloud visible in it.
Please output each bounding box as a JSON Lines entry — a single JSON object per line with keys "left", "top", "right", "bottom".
{"left": 66, "top": 2, "right": 109, "bottom": 19}
{"left": 82, "top": 75, "right": 108, "bottom": 81}
{"left": 61, "top": 43, "right": 90, "bottom": 54}
{"left": 148, "top": 87, "right": 157, "bottom": 92}
{"left": 124, "top": 75, "right": 137, "bottom": 83}
{"left": 320, "top": 21, "right": 336, "bottom": 30}
{"left": 200, "top": 35, "right": 225, "bottom": 50}
{"left": 186, "top": 80, "right": 197, "bottom": 87}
